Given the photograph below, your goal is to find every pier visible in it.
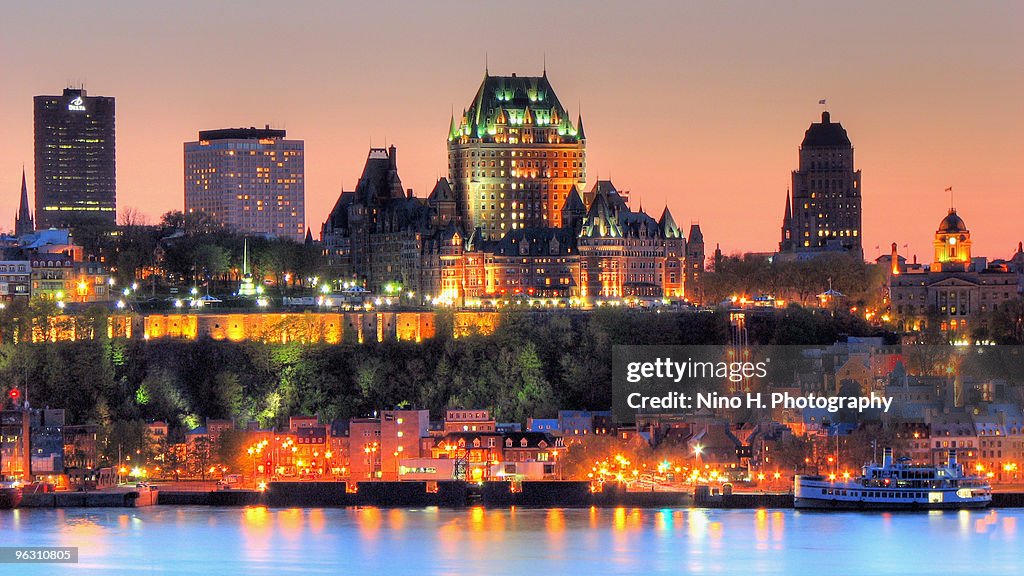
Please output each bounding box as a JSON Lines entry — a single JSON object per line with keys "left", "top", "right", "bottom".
{"left": 9, "top": 483, "right": 1024, "bottom": 509}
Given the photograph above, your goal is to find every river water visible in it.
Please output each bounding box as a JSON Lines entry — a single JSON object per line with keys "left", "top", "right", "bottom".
{"left": 1, "top": 506, "right": 1020, "bottom": 574}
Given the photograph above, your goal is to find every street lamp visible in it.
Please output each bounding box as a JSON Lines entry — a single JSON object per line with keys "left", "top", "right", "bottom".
{"left": 248, "top": 446, "right": 256, "bottom": 487}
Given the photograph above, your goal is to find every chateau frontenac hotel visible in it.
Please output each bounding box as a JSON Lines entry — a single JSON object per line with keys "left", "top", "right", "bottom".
{"left": 322, "top": 72, "right": 705, "bottom": 304}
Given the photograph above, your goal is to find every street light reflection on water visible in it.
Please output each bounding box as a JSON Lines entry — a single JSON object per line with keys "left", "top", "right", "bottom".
{"left": 0, "top": 507, "right": 1021, "bottom": 574}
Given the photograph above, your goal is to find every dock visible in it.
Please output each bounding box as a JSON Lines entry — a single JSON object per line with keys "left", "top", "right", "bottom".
{"left": 20, "top": 487, "right": 158, "bottom": 508}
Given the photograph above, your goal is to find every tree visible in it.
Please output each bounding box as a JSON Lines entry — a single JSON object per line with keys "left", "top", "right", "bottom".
{"left": 984, "top": 297, "right": 1024, "bottom": 344}
{"left": 99, "top": 420, "right": 153, "bottom": 468}
{"left": 136, "top": 370, "right": 188, "bottom": 424}
{"left": 216, "top": 429, "right": 252, "bottom": 478}
{"left": 189, "top": 436, "right": 213, "bottom": 479}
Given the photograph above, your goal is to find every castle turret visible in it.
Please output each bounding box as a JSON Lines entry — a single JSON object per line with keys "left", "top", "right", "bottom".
{"left": 561, "top": 186, "right": 586, "bottom": 236}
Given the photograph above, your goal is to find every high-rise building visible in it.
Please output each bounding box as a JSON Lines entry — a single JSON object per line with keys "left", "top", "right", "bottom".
{"left": 34, "top": 88, "right": 116, "bottom": 229}
{"left": 779, "top": 111, "right": 862, "bottom": 259}
{"left": 448, "top": 71, "right": 586, "bottom": 239}
{"left": 184, "top": 127, "right": 305, "bottom": 241}
{"left": 15, "top": 168, "right": 34, "bottom": 236}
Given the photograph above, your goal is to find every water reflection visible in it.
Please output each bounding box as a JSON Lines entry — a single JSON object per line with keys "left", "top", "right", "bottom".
{"left": 0, "top": 507, "right": 1021, "bottom": 575}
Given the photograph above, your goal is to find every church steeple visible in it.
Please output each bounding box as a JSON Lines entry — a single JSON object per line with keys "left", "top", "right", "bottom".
{"left": 779, "top": 189, "right": 793, "bottom": 252}
{"left": 15, "top": 167, "right": 34, "bottom": 236}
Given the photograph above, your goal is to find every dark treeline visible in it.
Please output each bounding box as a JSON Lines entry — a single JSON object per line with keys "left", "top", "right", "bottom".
{"left": 79, "top": 209, "right": 323, "bottom": 292}
{"left": 2, "top": 307, "right": 881, "bottom": 433}
{"left": 702, "top": 253, "right": 888, "bottom": 309}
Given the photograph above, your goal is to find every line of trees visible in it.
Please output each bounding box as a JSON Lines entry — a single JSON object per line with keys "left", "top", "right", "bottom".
{"left": 82, "top": 209, "right": 325, "bottom": 294}
{"left": 703, "top": 252, "right": 888, "bottom": 309}
{"left": 0, "top": 306, "right": 891, "bottom": 469}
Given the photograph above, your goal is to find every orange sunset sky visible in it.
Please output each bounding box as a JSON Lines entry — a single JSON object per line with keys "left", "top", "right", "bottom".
{"left": 1, "top": 1, "right": 1021, "bottom": 262}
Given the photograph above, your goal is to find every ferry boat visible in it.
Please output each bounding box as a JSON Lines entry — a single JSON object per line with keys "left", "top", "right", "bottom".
{"left": 794, "top": 448, "right": 991, "bottom": 510}
{"left": 0, "top": 480, "right": 23, "bottom": 510}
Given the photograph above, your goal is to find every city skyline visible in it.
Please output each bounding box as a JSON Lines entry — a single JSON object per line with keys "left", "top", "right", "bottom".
{"left": 1, "top": 1, "right": 1021, "bottom": 260}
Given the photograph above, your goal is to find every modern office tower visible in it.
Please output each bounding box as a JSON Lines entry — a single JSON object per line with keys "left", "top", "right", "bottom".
{"left": 34, "top": 88, "right": 116, "bottom": 229}
{"left": 779, "top": 111, "right": 863, "bottom": 259}
{"left": 448, "top": 71, "right": 586, "bottom": 239}
{"left": 184, "top": 127, "right": 305, "bottom": 241}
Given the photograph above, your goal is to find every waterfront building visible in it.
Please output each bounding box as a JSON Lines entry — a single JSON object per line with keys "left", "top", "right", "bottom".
{"left": 34, "top": 88, "right": 116, "bottom": 229}
{"left": 443, "top": 409, "right": 497, "bottom": 434}
{"left": 61, "top": 424, "right": 98, "bottom": 471}
{"left": 347, "top": 410, "right": 430, "bottom": 480}
{"left": 0, "top": 409, "right": 30, "bottom": 481}
{"left": 427, "top": 431, "right": 563, "bottom": 481}
{"left": 184, "top": 127, "right": 305, "bottom": 241}
{"left": 448, "top": 71, "right": 586, "bottom": 238}
{"left": 888, "top": 207, "right": 1023, "bottom": 336}
{"left": 29, "top": 408, "right": 65, "bottom": 476}
{"left": 778, "top": 111, "right": 862, "bottom": 260}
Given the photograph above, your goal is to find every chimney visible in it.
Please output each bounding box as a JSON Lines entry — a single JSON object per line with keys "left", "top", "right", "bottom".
{"left": 882, "top": 447, "right": 893, "bottom": 468}
{"left": 948, "top": 449, "right": 958, "bottom": 472}
{"left": 388, "top": 145, "right": 397, "bottom": 169}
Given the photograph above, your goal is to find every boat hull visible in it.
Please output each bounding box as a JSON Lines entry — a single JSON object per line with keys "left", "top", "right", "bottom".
{"left": 794, "top": 496, "right": 990, "bottom": 510}
{"left": 794, "top": 474, "right": 991, "bottom": 511}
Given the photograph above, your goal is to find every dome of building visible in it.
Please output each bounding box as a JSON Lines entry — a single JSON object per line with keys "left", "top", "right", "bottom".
{"left": 937, "top": 208, "right": 968, "bottom": 234}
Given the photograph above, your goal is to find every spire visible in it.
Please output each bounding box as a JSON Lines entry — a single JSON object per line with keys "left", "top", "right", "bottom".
{"left": 238, "top": 238, "right": 257, "bottom": 297}
{"left": 242, "top": 238, "right": 250, "bottom": 275}
{"left": 779, "top": 189, "right": 793, "bottom": 252}
{"left": 658, "top": 206, "right": 681, "bottom": 238}
{"left": 577, "top": 112, "right": 586, "bottom": 140}
{"left": 304, "top": 227, "right": 313, "bottom": 245}
{"left": 15, "top": 167, "right": 34, "bottom": 236}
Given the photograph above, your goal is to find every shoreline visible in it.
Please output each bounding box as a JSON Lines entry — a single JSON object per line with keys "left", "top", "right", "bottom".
{"left": 11, "top": 481, "right": 1024, "bottom": 510}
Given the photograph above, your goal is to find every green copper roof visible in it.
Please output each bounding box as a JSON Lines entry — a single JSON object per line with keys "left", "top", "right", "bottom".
{"left": 450, "top": 73, "right": 580, "bottom": 142}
